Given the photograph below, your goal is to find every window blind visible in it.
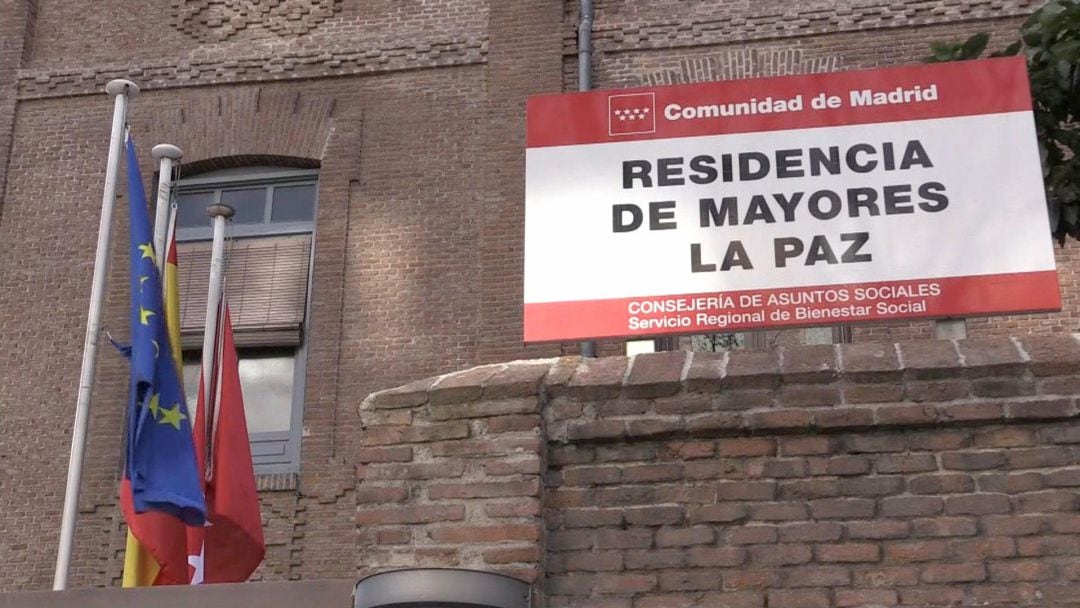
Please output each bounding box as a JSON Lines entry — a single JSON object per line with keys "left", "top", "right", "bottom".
{"left": 176, "top": 234, "right": 312, "bottom": 348}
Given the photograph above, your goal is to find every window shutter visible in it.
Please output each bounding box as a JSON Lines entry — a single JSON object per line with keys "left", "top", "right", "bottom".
{"left": 177, "top": 234, "right": 312, "bottom": 348}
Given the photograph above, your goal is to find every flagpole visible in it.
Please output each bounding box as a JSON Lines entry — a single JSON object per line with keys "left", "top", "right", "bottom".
{"left": 199, "top": 204, "right": 234, "bottom": 459}
{"left": 53, "top": 78, "right": 140, "bottom": 591}
{"left": 151, "top": 144, "right": 182, "bottom": 271}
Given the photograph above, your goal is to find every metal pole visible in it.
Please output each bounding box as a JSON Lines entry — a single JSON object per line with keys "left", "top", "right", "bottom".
{"left": 578, "top": 0, "right": 593, "bottom": 91}
{"left": 199, "top": 205, "right": 234, "bottom": 454}
{"left": 151, "top": 144, "right": 182, "bottom": 271}
{"left": 578, "top": 0, "right": 596, "bottom": 358}
{"left": 53, "top": 78, "right": 139, "bottom": 591}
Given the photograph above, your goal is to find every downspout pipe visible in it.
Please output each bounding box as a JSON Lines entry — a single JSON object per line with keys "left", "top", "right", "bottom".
{"left": 578, "top": 0, "right": 593, "bottom": 92}
{"left": 578, "top": 0, "right": 597, "bottom": 358}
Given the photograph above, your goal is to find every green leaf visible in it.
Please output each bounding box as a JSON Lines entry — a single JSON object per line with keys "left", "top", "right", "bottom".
{"left": 1056, "top": 58, "right": 1074, "bottom": 82}
{"left": 1051, "top": 38, "right": 1080, "bottom": 59}
{"left": 1039, "top": 1, "right": 1068, "bottom": 24}
{"left": 932, "top": 0, "right": 1080, "bottom": 244}
{"left": 1024, "top": 25, "right": 1046, "bottom": 47}
{"left": 961, "top": 33, "right": 990, "bottom": 58}
{"left": 1064, "top": 203, "right": 1079, "bottom": 226}
{"left": 991, "top": 40, "right": 1023, "bottom": 57}
{"left": 929, "top": 40, "right": 954, "bottom": 54}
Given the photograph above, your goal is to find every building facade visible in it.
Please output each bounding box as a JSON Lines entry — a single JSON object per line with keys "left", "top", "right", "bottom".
{"left": 0, "top": 0, "right": 1075, "bottom": 596}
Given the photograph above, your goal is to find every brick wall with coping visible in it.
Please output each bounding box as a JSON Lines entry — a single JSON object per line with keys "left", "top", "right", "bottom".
{"left": 360, "top": 336, "right": 1080, "bottom": 607}
{"left": 3, "top": 0, "right": 1078, "bottom": 593}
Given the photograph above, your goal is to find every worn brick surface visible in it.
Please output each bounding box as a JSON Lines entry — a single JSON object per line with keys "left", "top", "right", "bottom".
{"left": 840, "top": 342, "right": 902, "bottom": 382}
{"left": 625, "top": 351, "right": 685, "bottom": 398}
{"left": 532, "top": 342, "right": 1080, "bottom": 606}
{"left": 782, "top": 344, "right": 839, "bottom": 384}
{"left": 723, "top": 348, "right": 781, "bottom": 389}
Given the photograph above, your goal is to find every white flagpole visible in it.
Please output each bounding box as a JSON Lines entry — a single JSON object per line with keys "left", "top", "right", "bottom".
{"left": 151, "top": 144, "right": 182, "bottom": 269}
{"left": 199, "top": 204, "right": 234, "bottom": 476}
{"left": 53, "top": 78, "right": 140, "bottom": 591}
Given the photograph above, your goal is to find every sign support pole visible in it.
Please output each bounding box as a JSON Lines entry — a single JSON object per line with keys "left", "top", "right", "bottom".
{"left": 577, "top": 0, "right": 596, "bottom": 358}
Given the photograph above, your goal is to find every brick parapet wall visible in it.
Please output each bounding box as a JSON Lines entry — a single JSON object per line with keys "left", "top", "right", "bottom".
{"left": 14, "top": 39, "right": 487, "bottom": 101}
{"left": 355, "top": 362, "right": 551, "bottom": 602}
{"left": 562, "top": 0, "right": 1043, "bottom": 57}
{"left": 361, "top": 336, "right": 1080, "bottom": 607}
{"left": 14, "top": 0, "right": 1040, "bottom": 101}
{"left": 16, "top": 0, "right": 490, "bottom": 100}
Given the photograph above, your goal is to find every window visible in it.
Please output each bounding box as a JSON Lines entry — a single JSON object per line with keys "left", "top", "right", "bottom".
{"left": 175, "top": 167, "right": 316, "bottom": 239}
{"left": 181, "top": 348, "right": 297, "bottom": 459}
{"left": 173, "top": 166, "right": 317, "bottom": 474}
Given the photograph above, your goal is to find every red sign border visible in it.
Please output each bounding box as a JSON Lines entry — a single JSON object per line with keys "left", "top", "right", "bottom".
{"left": 527, "top": 57, "right": 1032, "bottom": 148}
{"left": 523, "top": 271, "right": 1061, "bottom": 344}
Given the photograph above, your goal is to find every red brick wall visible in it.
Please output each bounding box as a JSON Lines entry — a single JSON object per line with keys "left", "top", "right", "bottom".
{"left": 2, "top": 0, "right": 1078, "bottom": 595}
{"left": 0, "top": 0, "right": 33, "bottom": 223}
{"left": 24, "top": 0, "right": 489, "bottom": 73}
{"left": 357, "top": 338, "right": 1080, "bottom": 607}
{"left": 0, "top": 0, "right": 561, "bottom": 587}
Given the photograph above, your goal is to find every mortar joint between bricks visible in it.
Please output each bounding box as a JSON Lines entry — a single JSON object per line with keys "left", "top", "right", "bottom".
{"left": 952, "top": 339, "right": 966, "bottom": 367}
{"left": 622, "top": 354, "right": 636, "bottom": 388}
{"left": 582, "top": 402, "right": 598, "bottom": 420}
{"left": 426, "top": 369, "right": 457, "bottom": 394}
{"left": 719, "top": 348, "right": 731, "bottom": 381}
{"left": 679, "top": 350, "right": 695, "bottom": 385}
{"left": 540, "top": 358, "right": 566, "bottom": 403}
{"left": 834, "top": 341, "right": 844, "bottom": 373}
{"left": 1009, "top": 336, "right": 1031, "bottom": 362}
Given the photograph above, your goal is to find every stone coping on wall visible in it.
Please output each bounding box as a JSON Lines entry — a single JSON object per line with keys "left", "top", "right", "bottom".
{"left": 361, "top": 335, "right": 1080, "bottom": 441}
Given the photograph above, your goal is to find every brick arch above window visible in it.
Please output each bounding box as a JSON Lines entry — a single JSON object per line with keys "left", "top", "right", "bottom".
{"left": 136, "top": 87, "right": 337, "bottom": 167}
{"left": 178, "top": 154, "right": 320, "bottom": 179}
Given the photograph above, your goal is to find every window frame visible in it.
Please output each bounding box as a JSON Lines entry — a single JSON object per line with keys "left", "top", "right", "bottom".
{"left": 174, "top": 166, "right": 318, "bottom": 474}
{"left": 176, "top": 168, "right": 318, "bottom": 241}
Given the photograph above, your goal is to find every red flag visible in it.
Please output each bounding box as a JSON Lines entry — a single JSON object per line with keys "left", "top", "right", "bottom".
{"left": 187, "top": 302, "right": 265, "bottom": 584}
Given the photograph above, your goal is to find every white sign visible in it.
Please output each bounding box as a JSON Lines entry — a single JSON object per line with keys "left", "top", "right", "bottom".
{"left": 524, "top": 58, "right": 1059, "bottom": 342}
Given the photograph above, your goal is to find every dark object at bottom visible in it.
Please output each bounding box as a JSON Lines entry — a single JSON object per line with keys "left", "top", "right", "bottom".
{"left": 354, "top": 569, "right": 530, "bottom": 608}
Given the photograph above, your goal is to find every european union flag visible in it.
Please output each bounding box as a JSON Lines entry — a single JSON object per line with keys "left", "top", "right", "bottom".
{"left": 123, "top": 133, "right": 206, "bottom": 525}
